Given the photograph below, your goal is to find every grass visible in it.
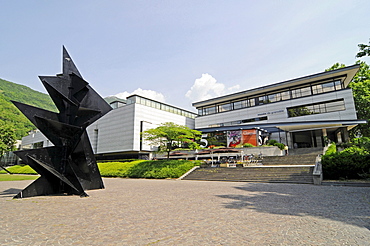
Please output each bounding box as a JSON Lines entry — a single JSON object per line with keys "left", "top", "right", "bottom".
{"left": 0, "top": 174, "right": 38, "bottom": 181}
{"left": 0, "top": 160, "right": 202, "bottom": 180}
{"left": 126, "top": 160, "right": 201, "bottom": 179}
{"left": 98, "top": 160, "right": 147, "bottom": 177}
{"left": 0, "top": 165, "right": 37, "bottom": 175}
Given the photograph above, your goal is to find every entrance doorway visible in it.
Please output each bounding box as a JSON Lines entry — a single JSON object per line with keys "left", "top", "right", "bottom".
{"left": 292, "top": 130, "right": 322, "bottom": 148}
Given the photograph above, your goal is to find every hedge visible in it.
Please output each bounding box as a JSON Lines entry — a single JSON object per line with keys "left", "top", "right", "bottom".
{"left": 1, "top": 160, "right": 202, "bottom": 179}
{"left": 322, "top": 146, "right": 370, "bottom": 180}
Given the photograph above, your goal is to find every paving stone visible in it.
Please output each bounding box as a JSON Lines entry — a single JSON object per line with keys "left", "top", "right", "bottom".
{"left": 0, "top": 178, "right": 369, "bottom": 245}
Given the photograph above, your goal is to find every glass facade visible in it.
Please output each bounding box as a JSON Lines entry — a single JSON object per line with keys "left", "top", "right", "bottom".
{"left": 287, "top": 99, "right": 345, "bottom": 118}
{"left": 197, "top": 79, "right": 343, "bottom": 116}
{"left": 126, "top": 95, "right": 197, "bottom": 119}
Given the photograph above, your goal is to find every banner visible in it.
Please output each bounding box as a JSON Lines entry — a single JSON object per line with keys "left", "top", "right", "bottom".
{"left": 227, "top": 130, "right": 242, "bottom": 147}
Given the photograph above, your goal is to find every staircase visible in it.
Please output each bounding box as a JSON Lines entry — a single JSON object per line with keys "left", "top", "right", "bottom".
{"left": 182, "top": 149, "right": 324, "bottom": 184}
{"left": 262, "top": 155, "right": 316, "bottom": 166}
{"left": 182, "top": 166, "right": 315, "bottom": 184}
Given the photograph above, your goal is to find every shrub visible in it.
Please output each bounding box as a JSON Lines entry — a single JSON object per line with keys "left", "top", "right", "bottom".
{"left": 274, "top": 143, "right": 285, "bottom": 150}
{"left": 242, "top": 143, "right": 255, "bottom": 148}
{"left": 336, "top": 137, "right": 370, "bottom": 151}
{"left": 266, "top": 140, "right": 285, "bottom": 150}
{"left": 322, "top": 146, "right": 370, "bottom": 180}
{"left": 325, "top": 143, "right": 337, "bottom": 155}
{"left": 1, "top": 160, "right": 203, "bottom": 180}
{"left": 127, "top": 160, "right": 201, "bottom": 179}
{"left": 267, "top": 139, "right": 278, "bottom": 145}
{"left": 98, "top": 160, "right": 146, "bottom": 177}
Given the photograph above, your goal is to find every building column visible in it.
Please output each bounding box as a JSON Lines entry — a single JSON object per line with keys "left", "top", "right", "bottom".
{"left": 322, "top": 128, "right": 328, "bottom": 146}
{"left": 313, "top": 130, "right": 321, "bottom": 147}
{"left": 342, "top": 127, "right": 350, "bottom": 142}
{"left": 286, "top": 131, "right": 293, "bottom": 148}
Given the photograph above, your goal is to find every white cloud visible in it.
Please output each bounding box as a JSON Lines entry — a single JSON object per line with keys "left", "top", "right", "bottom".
{"left": 114, "top": 88, "right": 166, "bottom": 102}
{"left": 185, "top": 73, "right": 240, "bottom": 102}
{"left": 228, "top": 84, "right": 240, "bottom": 92}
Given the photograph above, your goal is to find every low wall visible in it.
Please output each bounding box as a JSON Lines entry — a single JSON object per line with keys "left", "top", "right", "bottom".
{"left": 154, "top": 146, "right": 282, "bottom": 159}
{"left": 240, "top": 146, "right": 282, "bottom": 156}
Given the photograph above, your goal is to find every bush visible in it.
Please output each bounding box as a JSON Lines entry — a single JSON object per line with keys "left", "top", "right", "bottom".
{"left": 266, "top": 140, "right": 285, "bottom": 150}
{"left": 267, "top": 139, "right": 278, "bottom": 145}
{"left": 1, "top": 160, "right": 201, "bottom": 179}
{"left": 325, "top": 143, "right": 337, "bottom": 155}
{"left": 242, "top": 143, "right": 255, "bottom": 148}
{"left": 274, "top": 143, "right": 285, "bottom": 150}
{"left": 98, "top": 160, "right": 146, "bottom": 177}
{"left": 322, "top": 146, "right": 370, "bottom": 180}
{"left": 336, "top": 137, "right": 370, "bottom": 151}
{"left": 127, "top": 160, "right": 201, "bottom": 179}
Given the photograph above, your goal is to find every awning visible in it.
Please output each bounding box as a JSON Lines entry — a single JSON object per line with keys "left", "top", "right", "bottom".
{"left": 196, "top": 119, "right": 367, "bottom": 133}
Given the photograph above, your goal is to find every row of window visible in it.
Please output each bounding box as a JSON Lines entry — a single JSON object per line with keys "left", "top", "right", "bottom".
{"left": 207, "top": 99, "right": 345, "bottom": 128}
{"left": 198, "top": 80, "right": 343, "bottom": 116}
{"left": 287, "top": 99, "right": 346, "bottom": 118}
{"left": 126, "top": 95, "right": 197, "bottom": 119}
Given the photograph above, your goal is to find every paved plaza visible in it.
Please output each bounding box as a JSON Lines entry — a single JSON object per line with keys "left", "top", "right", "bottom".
{"left": 1, "top": 178, "right": 369, "bottom": 245}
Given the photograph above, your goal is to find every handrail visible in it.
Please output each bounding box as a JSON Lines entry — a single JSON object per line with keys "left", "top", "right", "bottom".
{"left": 312, "top": 146, "right": 328, "bottom": 185}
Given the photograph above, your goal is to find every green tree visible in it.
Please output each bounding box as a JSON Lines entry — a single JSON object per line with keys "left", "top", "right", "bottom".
{"left": 356, "top": 38, "right": 370, "bottom": 58}
{"left": 0, "top": 121, "right": 16, "bottom": 163}
{"left": 326, "top": 61, "right": 370, "bottom": 138}
{"left": 142, "top": 122, "right": 202, "bottom": 159}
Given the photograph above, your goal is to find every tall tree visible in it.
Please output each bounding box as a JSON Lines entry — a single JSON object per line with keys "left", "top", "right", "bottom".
{"left": 142, "top": 122, "right": 202, "bottom": 159}
{"left": 326, "top": 61, "right": 370, "bottom": 137}
{"left": 356, "top": 38, "right": 370, "bottom": 58}
{"left": 0, "top": 121, "right": 16, "bottom": 163}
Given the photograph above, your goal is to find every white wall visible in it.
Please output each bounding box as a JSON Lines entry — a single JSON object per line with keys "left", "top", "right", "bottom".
{"left": 87, "top": 103, "right": 195, "bottom": 154}
{"left": 22, "top": 102, "right": 195, "bottom": 156}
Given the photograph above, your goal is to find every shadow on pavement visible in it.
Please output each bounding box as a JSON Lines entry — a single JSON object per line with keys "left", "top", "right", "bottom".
{"left": 0, "top": 188, "right": 22, "bottom": 198}
{"left": 217, "top": 183, "right": 370, "bottom": 230}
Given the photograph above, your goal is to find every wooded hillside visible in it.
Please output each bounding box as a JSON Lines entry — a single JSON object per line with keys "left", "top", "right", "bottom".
{"left": 0, "top": 78, "right": 56, "bottom": 139}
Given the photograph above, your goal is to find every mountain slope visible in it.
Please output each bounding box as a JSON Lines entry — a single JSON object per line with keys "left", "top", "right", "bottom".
{"left": 0, "top": 78, "right": 56, "bottom": 139}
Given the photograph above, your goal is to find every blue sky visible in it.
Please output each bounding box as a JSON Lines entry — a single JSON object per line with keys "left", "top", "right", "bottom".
{"left": 1, "top": 0, "right": 369, "bottom": 111}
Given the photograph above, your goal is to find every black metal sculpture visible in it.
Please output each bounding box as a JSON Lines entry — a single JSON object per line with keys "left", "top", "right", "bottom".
{"left": 12, "top": 47, "right": 112, "bottom": 198}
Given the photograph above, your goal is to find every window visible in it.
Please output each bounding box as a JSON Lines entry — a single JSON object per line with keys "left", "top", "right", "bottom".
{"left": 334, "top": 80, "right": 342, "bottom": 90}
{"left": 32, "top": 141, "right": 44, "bottom": 149}
{"left": 233, "top": 100, "right": 247, "bottom": 109}
{"left": 281, "top": 91, "right": 291, "bottom": 100}
{"left": 287, "top": 99, "right": 345, "bottom": 117}
{"left": 267, "top": 93, "right": 279, "bottom": 103}
{"left": 219, "top": 103, "right": 232, "bottom": 112}
{"left": 291, "top": 86, "right": 311, "bottom": 98}
{"left": 204, "top": 106, "right": 216, "bottom": 115}
{"left": 257, "top": 96, "right": 266, "bottom": 105}
{"left": 242, "top": 116, "right": 268, "bottom": 123}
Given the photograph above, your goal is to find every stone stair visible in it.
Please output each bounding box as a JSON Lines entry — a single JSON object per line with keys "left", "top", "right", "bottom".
{"left": 182, "top": 166, "right": 315, "bottom": 184}
{"left": 182, "top": 151, "right": 325, "bottom": 184}
{"left": 288, "top": 147, "right": 324, "bottom": 156}
{"left": 261, "top": 155, "right": 317, "bottom": 166}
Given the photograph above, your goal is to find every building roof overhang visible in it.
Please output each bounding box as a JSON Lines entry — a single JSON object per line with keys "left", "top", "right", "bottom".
{"left": 196, "top": 119, "right": 367, "bottom": 133}
{"left": 193, "top": 64, "right": 360, "bottom": 108}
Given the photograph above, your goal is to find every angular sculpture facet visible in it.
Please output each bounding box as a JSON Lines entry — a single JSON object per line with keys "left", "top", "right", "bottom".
{"left": 12, "top": 47, "right": 112, "bottom": 198}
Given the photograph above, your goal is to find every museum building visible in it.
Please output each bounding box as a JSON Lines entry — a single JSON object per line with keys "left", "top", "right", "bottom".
{"left": 193, "top": 64, "right": 366, "bottom": 149}
{"left": 19, "top": 64, "right": 366, "bottom": 159}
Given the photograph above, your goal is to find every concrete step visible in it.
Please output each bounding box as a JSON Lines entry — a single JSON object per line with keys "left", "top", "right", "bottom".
{"left": 261, "top": 155, "right": 318, "bottom": 165}
{"left": 289, "top": 147, "right": 324, "bottom": 156}
{"left": 183, "top": 166, "right": 315, "bottom": 184}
